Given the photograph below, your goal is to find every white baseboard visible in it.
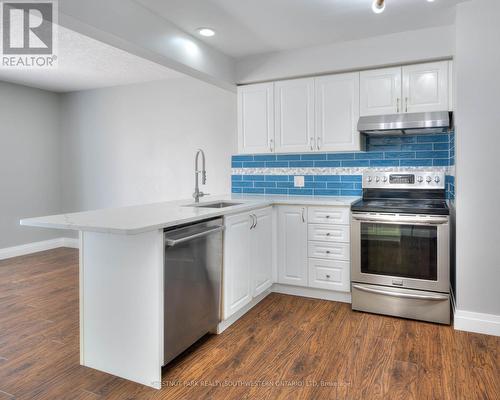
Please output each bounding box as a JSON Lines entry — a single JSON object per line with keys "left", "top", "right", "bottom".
{"left": 217, "top": 289, "right": 272, "bottom": 334}
{"left": 0, "top": 237, "right": 79, "bottom": 260}
{"left": 273, "top": 283, "right": 351, "bottom": 304}
{"left": 454, "top": 309, "right": 500, "bottom": 337}
{"left": 62, "top": 237, "right": 79, "bottom": 249}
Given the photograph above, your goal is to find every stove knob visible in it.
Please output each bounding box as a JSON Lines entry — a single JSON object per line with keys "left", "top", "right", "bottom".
{"left": 375, "top": 176, "right": 380, "bottom": 182}
{"left": 367, "top": 176, "right": 372, "bottom": 182}
{"left": 426, "top": 176, "right": 432, "bottom": 183}
{"left": 382, "top": 176, "right": 388, "bottom": 182}
{"left": 434, "top": 176, "right": 440, "bottom": 183}
{"left": 417, "top": 176, "right": 424, "bottom": 183}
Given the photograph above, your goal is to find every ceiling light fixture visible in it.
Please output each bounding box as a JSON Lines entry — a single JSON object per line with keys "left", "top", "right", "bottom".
{"left": 372, "top": 0, "right": 385, "bottom": 14}
{"left": 197, "top": 28, "right": 215, "bottom": 37}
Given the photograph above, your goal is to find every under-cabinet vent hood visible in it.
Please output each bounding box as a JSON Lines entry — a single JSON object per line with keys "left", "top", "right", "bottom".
{"left": 357, "top": 111, "right": 452, "bottom": 136}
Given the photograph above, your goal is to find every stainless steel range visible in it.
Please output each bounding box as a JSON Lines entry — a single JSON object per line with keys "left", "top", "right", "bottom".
{"left": 350, "top": 171, "right": 450, "bottom": 324}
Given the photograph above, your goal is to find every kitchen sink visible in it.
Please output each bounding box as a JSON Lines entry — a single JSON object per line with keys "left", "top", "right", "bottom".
{"left": 186, "top": 201, "right": 243, "bottom": 209}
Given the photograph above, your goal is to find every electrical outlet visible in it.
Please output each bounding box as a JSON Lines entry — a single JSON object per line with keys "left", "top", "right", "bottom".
{"left": 294, "top": 176, "right": 305, "bottom": 188}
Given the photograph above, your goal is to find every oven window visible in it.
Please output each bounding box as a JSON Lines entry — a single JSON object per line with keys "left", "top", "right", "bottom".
{"left": 361, "top": 223, "right": 438, "bottom": 280}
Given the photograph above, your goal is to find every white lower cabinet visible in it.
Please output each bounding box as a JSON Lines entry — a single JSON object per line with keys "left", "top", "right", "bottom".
{"left": 308, "top": 259, "right": 350, "bottom": 292}
{"left": 308, "top": 241, "right": 350, "bottom": 261}
{"left": 277, "top": 206, "right": 308, "bottom": 286}
{"left": 224, "top": 204, "right": 351, "bottom": 323}
{"left": 252, "top": 208, "right": 274, "bottom": 296}
{"left": 223, "top": 207, "right": 273, "bottom": 319}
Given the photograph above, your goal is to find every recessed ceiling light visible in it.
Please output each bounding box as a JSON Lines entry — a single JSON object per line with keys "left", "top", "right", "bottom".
{"left": 197, "top": 28, "right": 215, "bottom": 37}
{"left": 372, "top": 0, "right": 385, "bottom": 14}
{"left": 427, "top": 0, "right": 436, "bottom": 2}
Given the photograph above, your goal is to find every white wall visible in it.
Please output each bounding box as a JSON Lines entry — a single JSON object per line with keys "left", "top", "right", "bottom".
{"left": 236, "top": 26, "right": 455, "bottom": 83}
{"left": 455, "top": 0, "right": 500, "bottom": 320}
{"left": 60, "top": 77, "right": 236, "bottom": 212}
{"left": 0, "top": 81, "right": 63, "bottom": 248}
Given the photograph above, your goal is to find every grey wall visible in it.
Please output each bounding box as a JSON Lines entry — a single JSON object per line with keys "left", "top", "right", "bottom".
{"left": 0, "top": 81, "right": 63, "bottom": 248}
{"left": 60, "top": 76, "right": 236, "bottom": 213}
{"left": 455, "top": 0, "right": 500, "bottom": 316}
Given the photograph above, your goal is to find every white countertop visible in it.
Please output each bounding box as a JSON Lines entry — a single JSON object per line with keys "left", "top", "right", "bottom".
{"left": 20, "top": 194, "right": 360, "bottom": 235}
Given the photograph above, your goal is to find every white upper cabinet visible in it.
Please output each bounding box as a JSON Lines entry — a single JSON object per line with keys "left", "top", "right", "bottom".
{"left": 274, "top": 78, "right": 315, "bottom": 153}
{"left": 237, "top": 61, "right": 453, "bottom": 154}
{"left": 251, "top": 207, "right": 273, "bottom": 297}
{"left": 277, "top": 206, "right": 308, "bottom": 287}
{"left": 360, "top": 67, "right": 402, "bottom": 116}
{"left": 402, "top": 61, "right": 449, "bottom": 113}
{"left": 360, "top": 61, "right": 450, "bottom": 116}
{"left": 238, "top": 83, "right": 274, "bottom": 154}
{"left": 315, "top": 73, "right": 362, "bottom": 152}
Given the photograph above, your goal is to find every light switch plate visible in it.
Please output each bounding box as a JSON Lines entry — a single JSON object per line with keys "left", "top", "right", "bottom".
{"left": 294, "top": 176, "right": 305, "bottom": 188}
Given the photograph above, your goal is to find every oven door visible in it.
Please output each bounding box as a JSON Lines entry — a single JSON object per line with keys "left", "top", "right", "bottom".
{"left": 351, "top": 213, "right": 449, "bottom": 293}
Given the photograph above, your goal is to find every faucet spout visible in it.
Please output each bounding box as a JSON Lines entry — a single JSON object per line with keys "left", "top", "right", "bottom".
{"left": 193, "top": 149, "right": 207, "bottom": 203}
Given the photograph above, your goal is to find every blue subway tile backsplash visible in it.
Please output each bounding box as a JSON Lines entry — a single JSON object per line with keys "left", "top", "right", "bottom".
{"left": 232, "top": 132, "right": 455, "bottom": 197}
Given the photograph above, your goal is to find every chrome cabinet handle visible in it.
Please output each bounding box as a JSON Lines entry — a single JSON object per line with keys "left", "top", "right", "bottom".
{"left": 316, "top": 137, "right": 321, "bottom": 150}
{"left": 309, "top": 137, "right": 315, "bottom": 151}
{"left": 405, "top": 97, "right": 408, "bottom": 113}
{"left": 397, "top": 98, "right": 400, "bottom": 113}
{"left": 301, "top": 208, "right": 306, "bottom": 223}
{"left": 352, "top": 284, "right": 449, "bottom": 301}
{"left": 269, "top": 138, "right": 274, "bottom": 152}
{"left": 250, "top": 214, "right": 256, "bottom": 229}
{"left": 253, "top": 214, "right": 258, "bottom": 229}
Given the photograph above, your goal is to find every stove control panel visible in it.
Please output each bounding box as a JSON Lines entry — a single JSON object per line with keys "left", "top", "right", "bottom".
{"left": 363, "top": 171, "right": 446, "bottom": 190}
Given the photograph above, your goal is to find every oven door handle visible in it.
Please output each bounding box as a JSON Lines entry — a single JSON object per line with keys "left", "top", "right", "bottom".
{"left": 352, "top": 285, "right": 449, "bottom": 301}
{"left": 352, "top": 214, "right": 448, "bottom": 225}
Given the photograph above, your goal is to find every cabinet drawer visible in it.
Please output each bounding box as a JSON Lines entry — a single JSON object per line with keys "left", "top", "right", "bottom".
{"left": 308, "top": 207, "right": 349, "bottom": 225}
{"left": 308, "top": 241, "right": 350, "bottom": 261}
{"left": 308, "top": 224, "right": 350, "bottom": 243}
{"left": 308, "top": 259, "right": 350, "bottom": 292}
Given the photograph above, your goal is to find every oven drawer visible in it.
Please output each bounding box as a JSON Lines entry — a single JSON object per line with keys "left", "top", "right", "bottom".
{"left": 308, "top": 241, "right": 350, "bottom": 261}
{"left": 308, "top": 207, "right": 350, "bottom": 225}
{"left": 352, "top": 283, "right": 450, "bottom": 324}
{"left": 308, "top": 259, "right": 350, "bottom": 292}
{"left": 308, "top": 224, "right": 350, "bottom": 243}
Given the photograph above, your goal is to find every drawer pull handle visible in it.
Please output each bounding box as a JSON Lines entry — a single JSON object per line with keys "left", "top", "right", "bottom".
{"left": 326, "top": 233, "right": 330, "bottom": 236}
{"left": 326, "top": 275, "right": 331, "bottom": 279}
{"left": 326, "top": 250, "right": 331, "bottom": 254}
{"left": 325, "top": 215, "right": 330, "bottom": 219}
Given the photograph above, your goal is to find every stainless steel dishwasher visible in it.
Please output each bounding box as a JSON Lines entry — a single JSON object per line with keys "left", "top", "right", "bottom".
{"left": 163, "top": 218, "right": 224, "bottom": 365}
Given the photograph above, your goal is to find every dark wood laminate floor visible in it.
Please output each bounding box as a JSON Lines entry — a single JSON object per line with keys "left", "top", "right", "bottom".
{"left": 0, "top": 248, "right": 499, "bottom": 400}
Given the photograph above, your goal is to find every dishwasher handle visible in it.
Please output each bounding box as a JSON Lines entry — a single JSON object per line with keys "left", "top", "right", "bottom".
{"left": 165, "top": 225, "right": 224, "bottom": 247}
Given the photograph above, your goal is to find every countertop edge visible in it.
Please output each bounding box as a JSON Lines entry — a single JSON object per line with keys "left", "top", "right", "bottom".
{"left": 20, "top": 195, "right": 360, "bottom": 235}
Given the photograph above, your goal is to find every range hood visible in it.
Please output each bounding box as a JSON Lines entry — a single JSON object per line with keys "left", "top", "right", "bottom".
{"left": 357, "top": 111, "right": 452, "bottom": 136}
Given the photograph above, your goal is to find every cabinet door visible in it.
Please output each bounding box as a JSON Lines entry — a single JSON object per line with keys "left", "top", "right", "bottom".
{"left": 315, "top": 73, "right": 362, "bottom": 152}
{"left": 275, "top": 78, "right": 315, "bottom": 153}
{"left": 360, "top": 67, "right": 402, "bottom": 116}
{"left": 402, "top": 61, "right": 449, "bottom": 113}
{"left": 251, "top": 207, "right": 273, "bottom": 296}
{"left": 238, "top": 83, "right": 274, "bottom": 154}
{"left": 223, "top": 212, "right": 253, "bottom": 319}
{"left": 277, "top": 206, "right": 308, "bottom": 286}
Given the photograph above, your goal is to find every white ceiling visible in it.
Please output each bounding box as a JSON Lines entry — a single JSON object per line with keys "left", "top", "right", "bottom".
{"left": 134, "top": 0, "right": 465, "bottom": 58}
{"left": 0, "top": 25, "right": 181, "bottom": 93}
